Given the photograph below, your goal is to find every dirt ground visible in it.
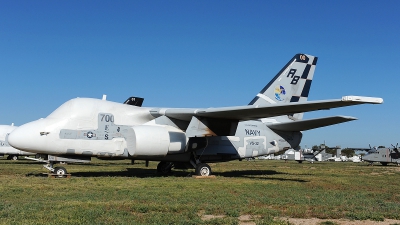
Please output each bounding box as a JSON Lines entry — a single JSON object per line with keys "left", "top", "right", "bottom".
{"left": 201, "top": 214, "right": 400, "bottom": 225}
{"left": 281, "top": 218, "right": 400, "bottom": 225}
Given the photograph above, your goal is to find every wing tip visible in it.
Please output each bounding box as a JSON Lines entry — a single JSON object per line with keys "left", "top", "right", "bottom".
{"left": 337, "top": 115, "right": 358, "bottom": 121}
{"left": 341, "top": 96, "right": 383, "bottom": 104}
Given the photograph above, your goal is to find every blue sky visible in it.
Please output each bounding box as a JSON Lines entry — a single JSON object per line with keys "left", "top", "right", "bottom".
{"left": 1, "top": 1, "right": 399, "bottom": 148}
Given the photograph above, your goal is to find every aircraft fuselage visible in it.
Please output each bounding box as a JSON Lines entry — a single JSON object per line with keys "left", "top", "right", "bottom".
{"left": 8, "top": 98, "right": 299, "bottom": 162}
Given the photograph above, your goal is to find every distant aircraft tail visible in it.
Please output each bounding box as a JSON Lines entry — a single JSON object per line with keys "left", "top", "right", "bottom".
{"left": 249, "top": 53, "right": 318, "bottom": 120}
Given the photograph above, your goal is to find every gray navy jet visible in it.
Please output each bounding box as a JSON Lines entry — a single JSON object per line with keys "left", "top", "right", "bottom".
{"left": 362, "top": 145, "right": 400, "bottom": 166}
{"left": 7, "top": 53, "right": 383, "bottom": 176}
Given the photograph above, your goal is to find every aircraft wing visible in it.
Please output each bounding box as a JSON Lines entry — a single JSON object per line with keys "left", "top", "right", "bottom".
{"left": 266, "top": 115, "right": 357, "bottom": 131}
{"left": 150, "top": 96, "right": 383, "bottom": 121}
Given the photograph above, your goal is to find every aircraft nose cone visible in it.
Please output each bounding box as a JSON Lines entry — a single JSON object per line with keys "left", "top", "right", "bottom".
{"left": 8, "top": 119, "right": 48, "bottom": 152}
{"left": 8, "top": 127, "right": 28, "bottom": 150}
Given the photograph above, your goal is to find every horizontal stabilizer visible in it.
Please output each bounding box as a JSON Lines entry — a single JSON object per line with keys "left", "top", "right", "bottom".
{"left": 267, "top": 116, "right": 357, "bottom": 132}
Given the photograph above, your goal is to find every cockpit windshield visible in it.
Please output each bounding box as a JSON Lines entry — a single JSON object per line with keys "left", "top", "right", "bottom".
{"left": 47, "top": 100, "right": 73, "bottom": 119}
{"left": 46, "top": 98, "right": 97, "bottom": 120}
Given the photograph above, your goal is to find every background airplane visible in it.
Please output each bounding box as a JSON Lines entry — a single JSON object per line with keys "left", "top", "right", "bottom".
{"left": 281, "top": 148, "right": 333, "bottom": 163}
{"left": 362, "top": 144, "right": 400, "bottom": 166}
{"left": 7, "top": 53, "right": 383, "bottom": 177}
{"left": 0, "top": 124, "right": 35, "bottom": 160}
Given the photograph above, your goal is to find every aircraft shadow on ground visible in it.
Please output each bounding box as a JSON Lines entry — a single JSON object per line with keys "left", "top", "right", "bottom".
{"left": 25, "top": 168, "right": 157, "bottom": 178}
{"left": 26, "top": 168, "right": 308, "bottom": 182}
{"left": 213, "top": 170, "right": 308, "bottom": 182}
{"left": 1, "top": 161, "right": 44, "bottom": 165}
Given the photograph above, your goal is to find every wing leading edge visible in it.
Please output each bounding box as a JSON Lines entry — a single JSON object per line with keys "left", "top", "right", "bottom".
{"left": 150, "top": 96, "right": 383, "bottom": 121}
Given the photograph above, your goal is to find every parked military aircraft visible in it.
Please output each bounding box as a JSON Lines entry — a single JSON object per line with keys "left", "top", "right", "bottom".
{"left": 362, "top": 144, "right": 400, "bottom": 166}
{"left": 0, "top": 124, "right": 35, "bottom": 160}
{"left": 8, "top": 53, "right": 383, "bottom": 176}
{"left": 282, "top": 148, "right": 333, "bottom": 163}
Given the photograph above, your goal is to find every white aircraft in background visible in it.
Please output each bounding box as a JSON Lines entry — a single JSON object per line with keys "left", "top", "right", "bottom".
{"left": 8, "top": 54, "right": 383, "bottom": 177}
{"left": 0, "top": 124, "right": 35, "bottom": 160}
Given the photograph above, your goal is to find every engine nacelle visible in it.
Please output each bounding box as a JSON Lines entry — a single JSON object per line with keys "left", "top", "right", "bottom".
{"left": 127, "top": 125, "right": 187, "bottom": 157}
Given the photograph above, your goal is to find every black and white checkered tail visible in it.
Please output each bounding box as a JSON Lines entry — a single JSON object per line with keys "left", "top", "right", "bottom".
{"left": 248, "top": 53, "right": 318, "bottom": 121}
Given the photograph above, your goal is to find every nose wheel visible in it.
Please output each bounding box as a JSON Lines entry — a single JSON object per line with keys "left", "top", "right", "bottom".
{"left": 54, "top": 167, "right": 68, "bottom": 178}
{"left": 43, "top": 162, "right": 69, "bottom": 178}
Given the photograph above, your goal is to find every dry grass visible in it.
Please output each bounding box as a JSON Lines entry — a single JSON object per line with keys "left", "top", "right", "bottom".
{"left": 0, "top": 158, "right": 399, "bottom": 224}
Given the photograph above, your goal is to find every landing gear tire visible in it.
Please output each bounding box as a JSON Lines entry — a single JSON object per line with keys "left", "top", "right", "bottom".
{"left": 7, "top": 155, "right": 18, "bottom": 160}
{"left": 54, "top": 167, "right": 67, "bottom": 178}
{"left": 195, "top": 163, "right": 211, "bottom": 176}
{"left": 157, "top": 162, "right": 173, "bottom": 175}
{"left": 380, "top": 162, "right": 388, "bottom": 166}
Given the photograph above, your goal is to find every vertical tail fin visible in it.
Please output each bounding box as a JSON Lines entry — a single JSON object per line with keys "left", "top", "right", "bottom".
{"left": 249, "top": 53, "right": 318, "bottom": 120}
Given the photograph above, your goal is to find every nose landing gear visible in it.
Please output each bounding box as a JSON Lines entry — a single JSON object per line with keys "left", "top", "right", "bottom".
{"left": 43, "top": 162, "right": 68, "bottom": 178}
{"left": 53, "top": 167, "right": 68, "bottom": 178}
{"left": 25, "top": 155, "right": 90, "bottom": 178}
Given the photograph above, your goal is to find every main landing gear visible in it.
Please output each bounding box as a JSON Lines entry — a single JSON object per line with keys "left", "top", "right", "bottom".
{"left": 156, "top": 161, "right": 173, "bottom": 175}
{"left": 7, "top": 155, "right": 18, "bottom": 160}
{"left": 191, "top": 151, "right": 212, "bottom": 176}
{"left": 157, "top": 154, "right": 211, "bottom": 177}
{"left": 195, "top": 163, "right": 211, "bottom": 176}
{"left": 156, "top": 161, "right": 212, "bottom": 176}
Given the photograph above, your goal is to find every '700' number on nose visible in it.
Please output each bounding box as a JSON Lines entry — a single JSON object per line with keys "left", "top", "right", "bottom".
{"left": 101, "top": 114, "right": 114, "bottom": 123}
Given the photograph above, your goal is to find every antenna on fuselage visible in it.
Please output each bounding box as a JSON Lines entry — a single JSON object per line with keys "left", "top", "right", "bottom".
{"left": 102, "top": 94, "right": 107, "bottom": 100}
